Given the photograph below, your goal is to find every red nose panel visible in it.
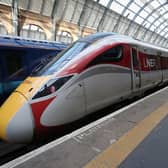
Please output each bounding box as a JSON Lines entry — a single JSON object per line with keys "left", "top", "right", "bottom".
{"left": 31, "top": 97, "right": 55, "bottom": 136}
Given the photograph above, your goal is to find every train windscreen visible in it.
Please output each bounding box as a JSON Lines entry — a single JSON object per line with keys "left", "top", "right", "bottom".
{"left": 32, "top": 41, "right": 89, "bottom": 76}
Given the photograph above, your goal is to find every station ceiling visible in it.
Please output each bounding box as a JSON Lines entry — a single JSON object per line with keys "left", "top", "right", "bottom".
{"left": 16, "top": 0, "right": 168, "bottom": 39}
{"left": 95, "top": 0, "right": 168, "bottom": 39}
{"left": 0, "top": 0, "right": 168, "bottom": 43}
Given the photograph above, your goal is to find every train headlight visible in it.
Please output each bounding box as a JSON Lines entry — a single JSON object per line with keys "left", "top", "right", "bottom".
{"left": 33, "top": 75, "right": 73, "bottom": 99}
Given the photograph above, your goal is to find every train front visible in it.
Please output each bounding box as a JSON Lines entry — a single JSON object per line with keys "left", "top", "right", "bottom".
{"left": 0, "top": 39, "right": 87, "bottom": 143}
{"left": 0, "top": 32, "right": 115, "bottom": 143}
{"left": 0, "top": 76, "right": 51, "bottom": 143}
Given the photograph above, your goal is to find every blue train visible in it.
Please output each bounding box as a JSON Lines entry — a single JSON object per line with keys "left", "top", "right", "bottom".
{"left": 0, "top": 36, "right": 67, "bottom": 104}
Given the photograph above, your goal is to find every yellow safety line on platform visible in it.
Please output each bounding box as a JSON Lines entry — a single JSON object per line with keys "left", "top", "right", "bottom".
{"left": 84, "top": 102, "right": 168, "bottom": 168}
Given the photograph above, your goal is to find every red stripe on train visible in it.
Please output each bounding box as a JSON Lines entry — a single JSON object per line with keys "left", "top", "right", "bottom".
{"left": 31, "top": 97, "right": 55, "bottom": 135}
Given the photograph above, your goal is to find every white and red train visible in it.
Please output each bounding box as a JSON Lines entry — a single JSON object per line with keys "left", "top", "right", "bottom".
{"left": 0, "top": 32, "right": 168, "bottom": 143}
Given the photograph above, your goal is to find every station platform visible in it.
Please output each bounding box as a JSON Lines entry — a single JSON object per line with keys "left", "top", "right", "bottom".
{"left": 2, "top": 86, "right": 168, "bottom": 168}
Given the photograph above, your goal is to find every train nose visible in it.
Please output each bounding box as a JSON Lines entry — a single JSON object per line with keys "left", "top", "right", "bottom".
{"left": 0, "top": 92, "right": 34, "bottom": 143}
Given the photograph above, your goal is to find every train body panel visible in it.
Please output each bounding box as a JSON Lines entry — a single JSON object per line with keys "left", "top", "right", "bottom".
{"left": 161, "top": 57, "right": 168, "bottom": 82}
{"left": 162, "top": 69, "right": 168, "bottom": 82}
{"left": 6, "top": 92, "right": 34, "bottom": 143}
{"left": 40, "top": 79, "right": 85, "bottom": 126}
{"left": 0, "top": 32, "right": 168, "bottom": 143}
{"left": 0, "top": 92, "right": 33, "bottom": 143}
{"left": 83, "top": 64, "right": 132, "bottom": 114}
{"left": 131, "top": 45, "right": 163, "bottom": 91}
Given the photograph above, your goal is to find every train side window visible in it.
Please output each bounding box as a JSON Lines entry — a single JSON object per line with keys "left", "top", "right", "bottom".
{"left": 5, "top": 50, "right": 25, "bottom": 79}
{"left": 89, "top": 46, "right": 123, "bottom": 66}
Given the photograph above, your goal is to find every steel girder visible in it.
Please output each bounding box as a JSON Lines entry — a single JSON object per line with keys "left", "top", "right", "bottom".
{"left": 113, "top": 0, "right": 134, "bottom": 32}
{"left": 27, "top": 0, "right": 32, "bottom": 10}
{"left": 154, "top": 25, "right": 168, "bottom": 42}
{"left": 40, "top": 0, "right": 45, "bottom": 15}
{"left": 97, "top": 0, "right": 114, "bottom": 32}
{"left": 77, "top": 0, "right": 89, "bottom": 27}
{"left": 148, "top": 11, "right": 168, "bottom": 31}
{"left": 134, "top": 2, "right": 168, "bottom": 42}
{"left": 147, "top": 18, "right": 167, "bottom": 42}
{"left": 11, "top": 0, "right": 19, "bottom": 36}
{"left": 124, "top": 0, "right": 154, "bottom": 35}
{"left": 141, "top": 2, "right": 167, "bottom": 26}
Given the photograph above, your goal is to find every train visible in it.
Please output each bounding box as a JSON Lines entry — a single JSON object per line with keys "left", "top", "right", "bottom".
{"left": 0, "top": 32, "right": 168, "bottom": 143}
{"left": 0, "top": 36, "right": 67, "bottom": 104}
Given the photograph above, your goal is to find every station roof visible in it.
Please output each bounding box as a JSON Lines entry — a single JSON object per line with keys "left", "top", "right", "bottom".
{"left": 13, "top": 0, "right": 168, "bottom": 40}
{"left": 95, "top": 0, "right": 168, "bottom": 39}
{"left": 0, "top": 0, "right": 167, "bottom": 46}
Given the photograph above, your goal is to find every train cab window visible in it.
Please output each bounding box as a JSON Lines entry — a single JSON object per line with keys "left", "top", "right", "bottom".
{"left": 33, "top": 75, "right": 73, "bottom": 99}
{"left": 88, "top": 46, "right": 123, "bottom": 66}
{"left": 32, "top": 41, "right": 89, "bottom": 76}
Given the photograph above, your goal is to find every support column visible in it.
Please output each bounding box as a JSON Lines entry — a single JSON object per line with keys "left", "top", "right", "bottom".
{"left": 11, "top": 0, "right": 19, "bottom": 36}
{"left": 50, "top": 0, "right": 58, "bottom": 41}
{"left": 51, "top": 18, "right": 57, "bottom": 41}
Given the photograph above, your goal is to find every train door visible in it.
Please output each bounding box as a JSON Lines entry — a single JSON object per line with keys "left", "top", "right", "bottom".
{"left": 131, "top": 47, "right": 141, "bottom": 91}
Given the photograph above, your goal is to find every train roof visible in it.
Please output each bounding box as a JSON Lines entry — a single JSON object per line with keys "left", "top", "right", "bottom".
{"left": 0, "top": 35, "right": 67, "bottom": 50}
{"left": 78, "top": 32, "right": 117, "bottom": 43}
{"left": 113, "top": 35, "right": 168, "bottom": 53}
{"left": 80, "top": 32, "right": 168, "bottom": 54}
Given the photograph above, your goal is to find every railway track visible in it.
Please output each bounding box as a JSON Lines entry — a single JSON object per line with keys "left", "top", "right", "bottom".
{"left": 0, "top": 84, "right": 167, "bottom": 166}
{"left": 0, "top": 141, "right": 26, "bottom": 165}
{"left": 0, "top": 140, "right": 52, "bottom": 166}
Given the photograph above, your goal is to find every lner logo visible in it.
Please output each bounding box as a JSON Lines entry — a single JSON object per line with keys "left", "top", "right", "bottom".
{"left": 144, "top": 58, "right": 156, "bottom": 68}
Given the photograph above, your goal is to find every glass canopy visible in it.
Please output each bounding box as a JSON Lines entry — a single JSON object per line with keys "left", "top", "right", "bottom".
{"left": 95, "top": 0, "right": 168, "bottom": 39}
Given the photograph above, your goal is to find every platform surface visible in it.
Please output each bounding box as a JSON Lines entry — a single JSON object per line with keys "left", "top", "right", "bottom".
{"left": 119, "top": 113, "right": 168, "bottom": 168}
{"left": 2, "top": 86, "right": 168, "bottom": 168}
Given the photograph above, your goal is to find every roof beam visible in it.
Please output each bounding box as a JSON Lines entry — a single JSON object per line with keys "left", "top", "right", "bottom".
{"left": 113, "top": 0, "right": 134, "bottom": 32}
{"left": 147, "top": 19, "right": 167, "bottom": 42}
{"left": 11, "top": 0, "right": 19, "bottom": 36}
{"left": 97, "top": 0, "right": 114, "bottom": 32}
{"left": 81, "top": 2, "right": 95, "bottom": 30}
{"left": 133, "top": 24, "right": 143, "bottom": 38}
{"left": 40, "top": 0, "right": 45, "bottom": 15}
{"left": 27, "top": 0, "right": 32, "bottom": 10}
{"left": 148, "top": 11, "right": 168, "bottom": 30}
{"left": 60, "top": 0, "right": 68, "bottom": 21}
{"left": 162, "top": 27, "right": 168, "bottom": 38}
{"left": 77, "top": 0, "right": 89, "bottom": 27}
{"left": 77, "top": 0, "right": 95, "bottom": 37}
{"left": 141, "top": 2, "right": 167, "bottom": 26}
{"left": 50, "top": 0, "right": 58, "bottom": 41}
{"left": 124, "top": 0, "right": 153, "bottom": 35}
{"left": 163, "top": 40, "right": 167, "bottom": 47}
{"left": 157, "top": 24, "right": 168, "bottom": 35}
{"left": 70, "top": 0, "right": 80, "bottom": 22}
{"left": 158, "top": 38, "right": 165, "bottom": 46}
{"left": 152, "top": 25, "right": 168, "bottom": 44}
{"left": 146, "top": 11, "right": 168, "bottom": 42}
{"left": 160, "top": 38, "right": 166, "bottom": 46}
{"left": 160, "top": 39, "right": 167, "bottom": 47}
{"left": 51, "top": 0, "right": 58, "bottom": 19}
{"left": 133, "top": 2, "right": 167, "bottom": 43}
{"left": 91, "top": 4, "right": 102, "bottom": 28}
{"left": 164, "top": 40, "right": 168, "bottom": 48}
